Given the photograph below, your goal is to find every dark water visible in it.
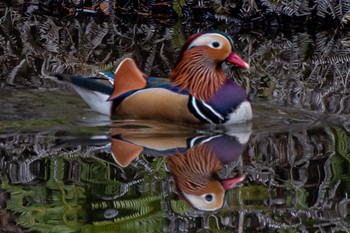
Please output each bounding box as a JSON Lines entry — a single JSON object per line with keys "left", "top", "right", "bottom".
{"left": 1, "top": 4, "right": 350, "bottom": 233}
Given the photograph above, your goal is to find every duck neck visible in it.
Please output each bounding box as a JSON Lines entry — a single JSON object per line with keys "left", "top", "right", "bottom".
{"left": 166, "top": 144, "right": 223, "bottom": 195}
{"left": 170, "top": 50, "right": 227, "bottom": 102}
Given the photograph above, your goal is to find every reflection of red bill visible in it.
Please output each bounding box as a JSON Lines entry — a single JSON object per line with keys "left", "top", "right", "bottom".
{"left": 222, "top": 174, "right": 246, "bottom": 190}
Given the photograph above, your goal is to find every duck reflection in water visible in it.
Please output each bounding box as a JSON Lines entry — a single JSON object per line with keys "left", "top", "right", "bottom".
{"left": 111, "top": 125, "right": 250, "bottom": 211}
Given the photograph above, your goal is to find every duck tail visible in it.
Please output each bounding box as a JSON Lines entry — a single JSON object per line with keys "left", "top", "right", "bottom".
{"left": 53, "top": 73, "right": 113, "bottom": 115}
{"left": 54, "top": 73, "right": 74, "bottom": 82}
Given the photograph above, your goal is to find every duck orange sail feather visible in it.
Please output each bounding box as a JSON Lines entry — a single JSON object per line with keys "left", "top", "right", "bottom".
{"left": 108, "top": 58, "right": 146, "bottom": 100}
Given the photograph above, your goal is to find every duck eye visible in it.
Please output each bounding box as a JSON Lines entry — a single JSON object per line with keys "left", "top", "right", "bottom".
{"left": 204, "top": 194, "right": 214, "bottom": 202}
{"left": 212, "top": 41, "right": 221, "bottom": 48}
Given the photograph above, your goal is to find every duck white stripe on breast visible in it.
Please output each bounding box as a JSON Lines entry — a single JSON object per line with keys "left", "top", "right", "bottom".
{"left": 188, "top": 96, "right": 226, "bottom": 124}
{"left": 200, "top": 100, "right": 225, "bottom": 121}
{"left": 189, "top": 96, "right": 214, "bottom": 124}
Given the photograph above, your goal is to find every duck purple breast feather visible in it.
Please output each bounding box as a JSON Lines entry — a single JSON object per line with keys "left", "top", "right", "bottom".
{"left": 54, "top": 31, "right": 252, "bottom": 125}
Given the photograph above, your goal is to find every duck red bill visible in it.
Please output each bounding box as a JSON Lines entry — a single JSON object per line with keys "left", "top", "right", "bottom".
{"left": 226, "top": 52, "right": 250, "bottom": 69}
{"left": 221, "top": 175, "right": 246, "bottom": 190}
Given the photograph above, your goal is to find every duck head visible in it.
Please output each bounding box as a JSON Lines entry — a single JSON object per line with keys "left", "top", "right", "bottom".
{"left": 166, "top": 143, "right": 245, "bottom": 211}
{"left": 170, "top": 31, "right": 250, "bottom": 102}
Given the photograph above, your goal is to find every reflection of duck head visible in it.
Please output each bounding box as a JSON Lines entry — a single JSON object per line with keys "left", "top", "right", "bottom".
{"left": 110, "top": 121, "right": 250, "bottom": 211}
{"left": 167, "top": 143, "right": 245, "bottom": 211}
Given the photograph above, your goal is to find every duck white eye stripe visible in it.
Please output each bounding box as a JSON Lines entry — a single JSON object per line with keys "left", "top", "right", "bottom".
{"left": 189, "top": 33, "right": 229, "bottom": 48}
{"left": 191, "top": 97, "right": 214, "bottom": 124}
{"left": 199, "top": 100, "right": 225, "bottom": 120}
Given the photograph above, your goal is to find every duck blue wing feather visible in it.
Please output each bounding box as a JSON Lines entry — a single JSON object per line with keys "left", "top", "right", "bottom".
{"left": 108, "top": 76, "right": 189, "bottom": 102}
{"left": 92, "top": 74, "right": 189, "bottom": 95}
{"left": 98, "top": 71, "right": 114, "bottom": 83}
{"left": 145, "top": 77, "right": 189, "bottom": 95}
{"left": 55, "top": 73, "right": 113, "bottom": 95}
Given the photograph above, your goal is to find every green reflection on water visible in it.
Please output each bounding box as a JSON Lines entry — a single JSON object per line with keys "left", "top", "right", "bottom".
{"left": 1, "top": 124, "right": 350, "bottom": 232}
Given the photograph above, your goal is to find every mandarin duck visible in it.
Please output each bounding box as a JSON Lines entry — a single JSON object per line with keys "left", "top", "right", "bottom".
{"left": 55, "top": 31, "right": 252, "bottom": 125}
{"left": 111, "top": 129, "right": 249, "bottom": 211}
